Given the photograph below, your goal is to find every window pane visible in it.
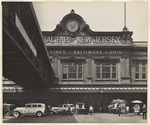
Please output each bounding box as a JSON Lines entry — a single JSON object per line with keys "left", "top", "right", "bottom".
{"left": 78, "top": 67, "right": 82, "bottom": 72}
{"left": 102, "top": 67, "right": 110, "bottom": 72}
{"left": 97, "top": 67, "right": 100, "bottom": 73}
{"left": 33, "top": 105, "right": 37, "bottom": 107}
{"left": 136, "top": 67, "right": 139, "bottom": 72}
{"left": 78, "top": 73, "right": 82, "bottom": 78}
{"left": 63, "top": 74, "right": 67, "bottom": 79}
{"left": 69, "top": 73, "right": 76, "bottom": 78}
{"left": 96, "top": 73, "right": 101, "bottom": 78}
{"left": 112, "top": 73, "right": 116, "bottom": 78}
{"left": 142, "top": 73, "right": 146, "bottom": 79}
{"left": 38, "top": 105, "right": 41, "bottom": 107}
{"left": 68, "top": 66, "right": 77, "bottom": 72}
{"left": 142, "top": 67, "right": 146, "bottom": 72}
{"left": 112, "top": 67, "right": 116, "bottom": 72}
{"left": 102, "top": 73, "right": 110, "bottom": 78}
{"left": 63, "top": 66, "right": 67, "bottom": 73}
{"left": 135, "top": 73, "right": 139, "bottom": 79}
{"left": 26, "top": 105, "right": 31, "bottom": 107}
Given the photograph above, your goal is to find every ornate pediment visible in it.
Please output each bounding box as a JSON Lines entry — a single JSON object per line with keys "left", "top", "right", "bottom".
{"left": 42, "top": 10, "right": 133, "bottom": 47}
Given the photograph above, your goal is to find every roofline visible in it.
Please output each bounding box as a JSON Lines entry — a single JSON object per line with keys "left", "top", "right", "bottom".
{"left": 133, "top": 41, "right": 147, "bottom": 43}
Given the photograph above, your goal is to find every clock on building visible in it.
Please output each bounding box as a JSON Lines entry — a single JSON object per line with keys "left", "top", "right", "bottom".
{"left": 67, "top": 21, "right": 79, "bottom": 32}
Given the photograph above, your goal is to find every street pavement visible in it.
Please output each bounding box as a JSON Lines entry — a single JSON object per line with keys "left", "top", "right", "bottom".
{"left": 3, "top": 113, "right": 147, "bottom": 123}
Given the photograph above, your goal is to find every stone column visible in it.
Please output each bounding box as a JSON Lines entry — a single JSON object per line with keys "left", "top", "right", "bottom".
{"left": 53, "top": 55, "right": 58, "bottom": 77}
{"left": 121, "top": 55, "right": 131, "bottom": 84}
{"left": 53, "top": 55, "right": 59, "bottom": 84}
{"left": 87, "top": 56, "right": 92, "bottom": 84}
{"left": 125, "top": 56, "right": 130, "bottom": 77}
{"left": 88, "top": 56, "right": 92, "bottom": 77}
{"left": 121, "top": 56, "right": 126, "bottom": 77}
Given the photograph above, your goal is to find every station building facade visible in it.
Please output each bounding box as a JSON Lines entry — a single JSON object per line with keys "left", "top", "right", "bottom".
{"left": 41, "top": 10, "right": 147, "bottom": 112}
{"left": 3, "top": 9, "right": 147, "bottom": 113}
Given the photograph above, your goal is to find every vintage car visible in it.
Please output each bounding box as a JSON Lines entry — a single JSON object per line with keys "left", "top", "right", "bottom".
{"left": 49, "top": 104, "right": 75, "bottom": 115}
{"left": 3, "top": 103, "right": 15, "bottom": 116}
{"left": 13, "top": 103, "right": 47, "bottom": 117}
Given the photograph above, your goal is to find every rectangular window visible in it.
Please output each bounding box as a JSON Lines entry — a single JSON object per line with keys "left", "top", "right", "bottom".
{"left": 62, "top": 63, "right": 83, "bottom": 80}
{"left": 26, "top": 105, "right": 31, "bottom": 108}
{"left": 134, "top": 60, "right": 147, "bottom": 80}
{"left": 96, "top": 62, "right": 117, "bottom": 79}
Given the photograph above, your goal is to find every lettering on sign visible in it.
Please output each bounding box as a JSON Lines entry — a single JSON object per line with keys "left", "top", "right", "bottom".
{"left": 49, "top": 50, "right": 123, "bottom": 55}
{"left": 43, "top": 36, "right": 123, "bottom": 45}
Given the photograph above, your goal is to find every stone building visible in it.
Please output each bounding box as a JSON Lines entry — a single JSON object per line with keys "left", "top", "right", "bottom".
{"left": 42, "top": 10, "right": 147, "bottom": 112}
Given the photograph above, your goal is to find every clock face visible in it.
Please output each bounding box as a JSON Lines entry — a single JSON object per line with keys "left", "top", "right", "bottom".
{"left": 67, "top": 21, "right": 79, "bottom": 32}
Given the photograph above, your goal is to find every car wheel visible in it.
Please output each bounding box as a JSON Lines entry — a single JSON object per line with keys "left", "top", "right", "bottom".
{"left": 14, "top": 112, "right": 20, "bottom": 117}
{"left": 36, "top": 111, "right": 43, "bottom": 117}
{"left": 49, "top": 111, "right": 54, "bottom": 115}
{"left": 5, "top": 110, "right": 11, "bottom": 116}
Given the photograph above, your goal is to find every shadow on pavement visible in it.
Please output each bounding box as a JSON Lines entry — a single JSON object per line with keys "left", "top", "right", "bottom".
{"left": 3, "top": 114, "right": 78, "bottom": 123}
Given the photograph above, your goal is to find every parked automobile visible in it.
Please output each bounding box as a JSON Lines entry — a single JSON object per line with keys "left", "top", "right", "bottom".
{"left": 3, "top": 103, "right": 15, "bottom": 116}
{"left": 13, "top": 103, "right": 47, "bottom": 117}
{"left": 49, "top": 104, "right": 75, "bottom": 115}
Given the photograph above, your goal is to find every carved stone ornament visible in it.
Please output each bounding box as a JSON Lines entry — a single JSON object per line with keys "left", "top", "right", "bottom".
{"left": 67, "top": 20, "right": 79, "bottom": 37}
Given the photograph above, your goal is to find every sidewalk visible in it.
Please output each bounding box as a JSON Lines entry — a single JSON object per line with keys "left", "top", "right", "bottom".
{"left": 73, "top": 113, "right": 147, "bottom": 123}
{"left": 3, "top": 113, "right": 147, "bottom": 123}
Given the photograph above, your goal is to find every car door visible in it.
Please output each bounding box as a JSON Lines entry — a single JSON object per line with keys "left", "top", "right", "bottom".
{"left": 24, "top": 104, "right": 32, "bottom": 115}
{"left": 32, "top": 104, "right": 38, "bottom": 115}
{"left": 57, "top": 104, "right": 63, "bottom": 113}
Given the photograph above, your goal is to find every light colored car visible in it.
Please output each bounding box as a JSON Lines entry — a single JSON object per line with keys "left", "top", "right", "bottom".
{"left": 50, "top": 104, "right": 75, "bottom": 115}
{"left": 13, "top": 103, "right": 47, "bottom": 117}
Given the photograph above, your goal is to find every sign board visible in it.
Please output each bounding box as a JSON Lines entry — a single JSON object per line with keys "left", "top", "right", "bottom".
{"left": 43, "top": 36, "right": 131, "bottom": 46}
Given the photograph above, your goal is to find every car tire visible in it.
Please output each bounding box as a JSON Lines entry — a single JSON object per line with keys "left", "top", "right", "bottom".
{"left": 14, "top": 112, "right": 20, "bottom": 117}
{"left": 49, "top": 111, "right": 54, "bottom": 115}
{"left": 36, "top": 111, "right": 43, "bottom": 117}
{"left": 5, "top": 110, "right": 11, "bottom": 116}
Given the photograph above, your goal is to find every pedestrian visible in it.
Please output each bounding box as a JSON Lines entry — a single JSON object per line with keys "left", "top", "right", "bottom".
{"left": 142, "top": 104, "right": 147, "bottom": 119}
{"left": 89, "top": 105, "right": 93, "bottom": 115}
{"left": 99, "top": 106, "right": 102, "bottom": 113}
{"left": 68, "top": 105, "right": 71, "bottom": 115}
{"left": 117, "top": 104, "right": 121, "bottom": 117}
{"left": 76, "top": 103, "right": 79, "bottom": 114}
{"left": 108, "top": 105, "right": 112, "bottom": 114}
{"left": 126, "top": 106, "right": 129, "bottom": 114}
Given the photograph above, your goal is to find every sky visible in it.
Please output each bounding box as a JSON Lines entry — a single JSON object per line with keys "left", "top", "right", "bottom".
{"left": 33, "top": 2, "right": 148, "bottom": 41}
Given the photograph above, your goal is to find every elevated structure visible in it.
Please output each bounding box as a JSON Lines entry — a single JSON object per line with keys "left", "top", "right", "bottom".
{"left": 3, "top": 2, "right": 54, "bottom": 89}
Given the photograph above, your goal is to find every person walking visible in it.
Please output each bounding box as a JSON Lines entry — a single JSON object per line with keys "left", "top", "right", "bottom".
{"left": 89, "top": 105, "right": 93, "bottom": 115}
{"left": 117, "top": 104, "right": 121, "bottom": 117}
{"left": 142, "top": 104, "right": 147, "bottom": 119}
{"left": 126, "top": 106, "right": 129, "bottom": 114}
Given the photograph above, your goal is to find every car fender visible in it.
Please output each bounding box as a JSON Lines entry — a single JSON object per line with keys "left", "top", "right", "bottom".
{"left": 50, "top": 109, "right": 58, "bottom": 114}
{"left": 36, "top": 110, "right": 43, "bottom": 114}
{"left": 14, "top": 111, "right": 23, "bottom": 115}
